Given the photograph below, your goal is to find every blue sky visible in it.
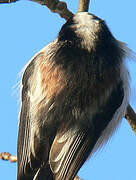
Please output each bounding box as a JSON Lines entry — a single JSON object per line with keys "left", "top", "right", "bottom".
{"left": 0, "top": 0, "right": 136, "bottom": 179}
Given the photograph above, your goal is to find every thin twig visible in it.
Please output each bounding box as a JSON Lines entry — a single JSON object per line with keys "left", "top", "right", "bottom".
{"left": 0, "top": 152, "right": 17, "bottom": 162}
{"left": 74, "top": 176, "right": 83, "bottom": 180}
{"left": 78, "top": 0, "right": 90, "bottom": 12}
{"left": 0, "top": 0, "right": 73, "bottom": 20}
{"left": 0, "top": 0, "right": 17, "bottom": 3}
{"left": 42, "top": 0, "right": 73, "bottom": 20}
{"left": 125, "top": 104, "right": 136, "bottom": 134}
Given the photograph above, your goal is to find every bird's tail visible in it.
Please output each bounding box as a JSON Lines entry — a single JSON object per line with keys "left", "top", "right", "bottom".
{"left": 33, "top": 164, "right": 55, "bottom": 180}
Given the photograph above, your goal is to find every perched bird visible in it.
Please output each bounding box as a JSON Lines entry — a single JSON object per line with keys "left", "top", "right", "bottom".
{"left": 17, "top": 12, "right": 130, "bottom": 180}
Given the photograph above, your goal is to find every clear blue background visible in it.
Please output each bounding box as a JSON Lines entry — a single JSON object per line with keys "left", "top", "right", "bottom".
{"left": 0, "top": 0, "right": 136, "bottom": 179}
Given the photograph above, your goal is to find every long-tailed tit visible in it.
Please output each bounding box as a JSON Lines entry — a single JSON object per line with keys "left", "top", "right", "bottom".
{"left": 17, "top": 12, "right": 130, "bottom": 180}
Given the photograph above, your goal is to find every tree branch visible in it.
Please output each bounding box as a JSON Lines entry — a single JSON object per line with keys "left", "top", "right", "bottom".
{"left": 0, "top": 0, "right": 73, "bottom": 20}
{"left": 125, "top": 104, "right": 136, "bottom": 133}
{"left": 0, "top": 0, "right": 16, "bottom": 3}
{"left": 78, "top": 0, "right": 90, "bottom": 12}
{"left": 31, "top": 0, "right": 73, "bottom": 20}
{"left": 0, "top": 152, "right": 17, "bottom": 162}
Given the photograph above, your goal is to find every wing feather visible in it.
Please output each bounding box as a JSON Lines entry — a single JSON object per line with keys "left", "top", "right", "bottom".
{"left": 17, "top": 40, "right": 60, "bottom": 180}
{"left": 49, "top": 129, "right": 84, "bottom": 179}
{"left": 49, "top": 81, "right": 126, "bottom": 180}
{"left": 17, "top": 52, "right": 45, "bottom": 179}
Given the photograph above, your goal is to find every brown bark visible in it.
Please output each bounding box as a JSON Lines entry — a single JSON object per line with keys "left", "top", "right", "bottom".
{"left": 0, "top": 0, "right": 73, "bottom": 20}
{"left": 78, "top": 0, "right": 90, "bottom": 12}
{"left": 0, "top": 152, "right": 17, "bottom": 162}
{"left": 0, "top": 0, "right": 17, "bottom": 3}
{"left": 125, "top": 104, "right": 136, "bottom": 133}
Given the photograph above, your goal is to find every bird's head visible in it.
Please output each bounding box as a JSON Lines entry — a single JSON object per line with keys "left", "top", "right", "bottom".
{"left": 58, "top": 12, "right": 116, "bottom": 52}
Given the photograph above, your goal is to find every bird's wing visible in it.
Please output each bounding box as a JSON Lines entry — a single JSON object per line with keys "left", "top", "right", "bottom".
{"left": 17, "top": 51, "right": 48, "bottom": 180}
{"left": 49, "top": 82, "right": 125, "bottom": 180}
{"left": 49, "top": 128, "right": 93, "bottom": 180}
{"left": 17, "top": 39, "right": 66, "bottom": 180}
{"left": 17, "top": 54, "right": 38, "bottom": 179}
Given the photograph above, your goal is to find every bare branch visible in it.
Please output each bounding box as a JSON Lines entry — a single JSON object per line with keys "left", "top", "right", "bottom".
{"left": 78, "top": 0, "right": 90, "bottom": 12}
{"left": 74, "top": 176, "right": 83, "bottom": 180}
{"left": 0, "top": 0, "right": 17, "bottom": 3}
{"left": 0, "top": 152, "right": 17, "bottom": 162}
{"left": 0, "top": 0, "right": 73, "bottom": 20}
{"left": 30, "top": 0, "right": 73, "bottom": 20}
{"left": 125, "top": 104, "right": 136, "bottom": 134}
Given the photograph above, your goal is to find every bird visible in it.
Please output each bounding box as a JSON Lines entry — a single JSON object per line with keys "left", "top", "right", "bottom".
{"left": 17, "top": 12, "right": 130, "bottom": 180}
